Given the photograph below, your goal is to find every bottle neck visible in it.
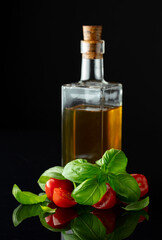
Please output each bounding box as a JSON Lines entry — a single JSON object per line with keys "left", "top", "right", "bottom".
{"left": 80, "top": 57, "right": 104, "bottom": 81}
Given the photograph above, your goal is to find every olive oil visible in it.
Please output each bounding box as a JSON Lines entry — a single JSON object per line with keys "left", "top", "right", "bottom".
{"left": 62, "top": 104, "right": 122, "bottom": 165}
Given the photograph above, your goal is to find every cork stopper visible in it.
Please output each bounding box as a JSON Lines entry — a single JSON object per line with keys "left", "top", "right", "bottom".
{"left": 83, "top": 25, "right": 102, "bottom": 41}
{"left": 81, "top": 25, "right": 105, "bottom": 59}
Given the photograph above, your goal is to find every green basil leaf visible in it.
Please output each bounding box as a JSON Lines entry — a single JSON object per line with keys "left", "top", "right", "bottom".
{"left": 70, "top": 213, "right": 106, "bottom": 240}
{"left": 40, "top": 205, "right": 56, "bottom": 214}
{"left": 38, "top": 166, "right": 65, "bottom": 191}
{"left": 71, "top": 178, "right": 107, "bottom": 205}
{"left": 12, "top": 203, "right": 55, "bottom": 227}
{"left": 108, "top": 173, "right": 140, "bottom": 203}
{"left": 62, "top": 159, "right": 101, "bottom": 183}
{"left": 96, "top": 149, "right": 128, "bottom": 174}
{"left": 12, "top": 184, "right": 47, "bottom": 205}
{"left": 122, "top": 196, "right": 149, "bottom": 211}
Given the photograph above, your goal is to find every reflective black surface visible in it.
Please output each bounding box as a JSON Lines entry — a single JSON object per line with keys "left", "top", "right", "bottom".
{"left": 12, "top": 202, "right": 150, "bottom": 240}
{"left": 0, "top": 132, "right": 161, "bottom": 239}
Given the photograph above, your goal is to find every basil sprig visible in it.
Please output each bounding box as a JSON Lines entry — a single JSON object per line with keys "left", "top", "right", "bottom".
{"left": 62, "top": 149, "right": 141, "bottom": 204}
{"left": 12, "top": 148, "right": 149, "bottom": 210}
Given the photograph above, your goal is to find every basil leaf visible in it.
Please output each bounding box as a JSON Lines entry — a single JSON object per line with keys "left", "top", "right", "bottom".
{"left": 70, "top": 213, "right": 106, "bottom": 240}
{"left": 38, "top": 166, "right": 65, "bottom": 191}
{"left": 12, "top": 203, "right": 56, "bottom": 227}
{"left": 71, "top": 178, "right": 107, "bottom": 205}
{"left": 122, "top": 196, "right": 149, "bottom": 211}
{"left": 40, "top": 205, "right": 56, "bottom": 213}
{"left": 12, "top": 184, "right": 47, "bottom": 205}
{"left": 62, "top": 159, "right": 101, "bottom": 183}
{"left": 108, "top": 173, "right": 140, "bottom": 203}
{"left": 96, "top": 149, "right": 128, "bottom": 174}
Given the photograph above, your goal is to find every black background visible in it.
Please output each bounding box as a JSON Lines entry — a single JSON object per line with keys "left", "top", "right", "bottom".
{"left": 1, "top": 0, "right": 162, "bottom": 239}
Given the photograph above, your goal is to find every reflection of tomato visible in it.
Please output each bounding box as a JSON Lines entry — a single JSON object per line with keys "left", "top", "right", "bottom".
{"left": 138, "top": 206, "right": 149, "bottom": 223}
{"left": 45, "top": 178, "right": 74, "bottom": 201}
{"left": 45, "top": 203, "right": 78, "bottom": 229}
{"left": 93, "top": 183, "right": 116, "bottom": 209}
{"left": 92, "top": 208, "right": 117, "bottom": 234}
{"left": 53, "top": 188, "right": 77, "bottom": 208}
{"left": 131, "top": 174, "right": 149, "bottom": 198}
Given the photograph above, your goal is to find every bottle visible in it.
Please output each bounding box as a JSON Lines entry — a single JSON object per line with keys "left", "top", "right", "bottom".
{"left": 61, "top": 26, "right": 122, "bottom": 166}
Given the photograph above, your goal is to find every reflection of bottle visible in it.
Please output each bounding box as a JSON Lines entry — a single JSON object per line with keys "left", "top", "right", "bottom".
{"left": 62, "top": 26, "right": 122, "bottom": 166}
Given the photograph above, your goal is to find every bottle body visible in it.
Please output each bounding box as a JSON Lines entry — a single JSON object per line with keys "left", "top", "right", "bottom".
{"left": 62, "top": 81, "right": 122, "bottom": 165}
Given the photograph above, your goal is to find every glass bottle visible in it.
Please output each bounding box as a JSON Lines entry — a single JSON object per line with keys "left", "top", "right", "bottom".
{"left": 61, "top": 26, "right": 122, "bottom": 166}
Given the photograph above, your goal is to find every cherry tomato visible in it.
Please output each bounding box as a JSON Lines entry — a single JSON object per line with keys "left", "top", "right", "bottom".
{"left": 53, "top": 187, "right": 77, "bottom": 208}
{"left": 45, "top": 203, "right": 78, "bottom": 229}
{"left": 92, "top": 183, "right": 116, "bottom": 209}
{"left": 131, "top": 174, "right": 149, "bottom": 198}
{"left": 45, "top": 178, "right": 74, "bottom": 201}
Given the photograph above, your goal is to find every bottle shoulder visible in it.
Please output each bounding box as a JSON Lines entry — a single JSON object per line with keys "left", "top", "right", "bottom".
{"left": 62, "top": 80, "right": 122, "bottom": 90}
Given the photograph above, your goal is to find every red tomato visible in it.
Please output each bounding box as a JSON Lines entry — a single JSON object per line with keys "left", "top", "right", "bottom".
{"left": 131, "top": 174, "right": 149, "bottom": 198}
{"left": 45, "top": 203, "right": 78, "bottom": 229}
{"left": 53, "top": 188, "right": 77, "bottom": 208}
{"left": 45, "top": 178, "right": 74, "bottom": 201}
{"left": 92, "top": 183, "right": 116, "bottom": 210}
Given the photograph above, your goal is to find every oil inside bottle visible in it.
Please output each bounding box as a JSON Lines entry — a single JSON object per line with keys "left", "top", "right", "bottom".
{"left": 62, "top": 104, "right": 122, "bottom": 165}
